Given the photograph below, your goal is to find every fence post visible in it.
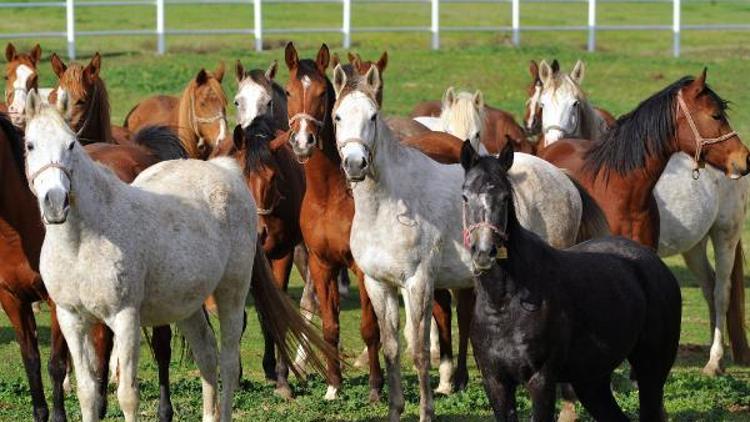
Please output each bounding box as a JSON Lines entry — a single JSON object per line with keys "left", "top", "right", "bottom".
{"left": 587, "top": 0, "right": 596, "bottom": 52}
{"left": 254, "top": 0, "right": 263, "bottom": 52}
{"left": 66, "top": 0, "right": 75, "bottom": 59}
{"left": 342, "top": 0, "right": 351, "bottom": 49}
{"left": 511, "top": 0, "right": 519, "bottom": 46}
{"left": 156, "top": 0, "right": 165, "bottom": 55}
{"left": 431, "top": 0, "right": 439, "bottom": 50}
{"left": 672, "top": 0, "right": 681, "bottom": 57}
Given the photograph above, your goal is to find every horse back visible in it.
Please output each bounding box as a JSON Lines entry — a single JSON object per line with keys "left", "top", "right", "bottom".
{"left": 86, "top": 143, "right": 159, "bottom": 183}
{"left": 124, "top": 95, "right": 180, "bottom": 133}
{"left": 482, "top": 106, "right": 532, "bottom": 155}
{"left": 410, "top": 100, "right": 442, "bottom": 118}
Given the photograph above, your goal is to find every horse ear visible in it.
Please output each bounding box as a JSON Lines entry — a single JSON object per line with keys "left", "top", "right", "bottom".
{"left": 265, "top": 60, "right": 278, "bottom": 81}
{"left": 442, "top": 86, "right": 456, "bottom": 109}
{"left": 538, "top": 60, "right": 553, "bottom": 87}
{"left": 347, "top": 52, "right": 357, "bottom": 64}
{"left": 25, "top": 89, "right": 43, "bottom": 122}
{"left": 214, "top": 61, "right": 225, "bottom": 83}
{"left": 571, "top": 60, "right": 585, "bottom": 84}
{"left": 30, "top": 44, "right": 42, "bottom": 64}
{"left": 473, "top": 90, "right": 484, "bottom": 110}
{"left": 332, "top": 53, "right": 341, "bottom": 69}
{"left": 5, "top": 43, "right": 17, "bottom": 62}
{"left": 687, "top": 67, "right": 707, "bottom": 97}
{"left": 195, "top": 68, "right": 208, "bottom": 85}
{"left": 364, "top": 64, "right": 381, "bottom": 94}
{"left": 50, "top": 53, "right": 67, "bottom": 79}
{"left": 528, "top": 60, "right": 539, "bottom": 80}
{"left": 333, "top": 64, "right": 347, "bottom": 98}
{"left": 316, "top": 43, "right": 330, "bottom": 74}
{"left": 234, "top": 59, "right": 244, "bottom": 83}
{"left": 551, "top": 59, "right": 560, "bottom": 74}
{"left": 284, "top": 42, "right": 298, "bottom": 71}
{"left": 83, "top": 52, "right": 102, "bottom": 83}
{"left": 376, "top": 51, "right": 388, "bottom": 73}
{"left": 232, "top": 124, "right": 244, "bottom": 150}
{"left": 496, "top": 139, "right": 515, "bottom": 172}
{"left": 460, "top": 139, "right": 479, "bottom": 171}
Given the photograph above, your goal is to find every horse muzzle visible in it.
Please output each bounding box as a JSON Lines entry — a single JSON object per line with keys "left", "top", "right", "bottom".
{"left": 41, "top": 188, "right": 70, "bottom": 225}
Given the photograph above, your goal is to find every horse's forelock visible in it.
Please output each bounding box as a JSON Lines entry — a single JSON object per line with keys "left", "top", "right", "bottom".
{"left": 441, "top": 92, "right": 485, "bottom": 132}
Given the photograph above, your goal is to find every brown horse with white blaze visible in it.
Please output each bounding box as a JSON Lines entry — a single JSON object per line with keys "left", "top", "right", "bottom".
{"left": 3, "top": 43, "right": 42, "bottom": 127}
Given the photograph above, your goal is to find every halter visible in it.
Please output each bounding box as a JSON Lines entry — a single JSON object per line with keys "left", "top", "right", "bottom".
{"left": 462, "top": 201, "right": 509, "bottom": 262}
{"left": 287, "top": 76, "right": 329, "bottom": 153}
{"left": 256, "top": 190, "right": 284, "bottom": 216}
{"left": 26, "top": 162, "right": 72, "bottom": 195}
{"left": 188, "top": 91, "right": 226, "bottom": 149}
{"left": 676, "top": 90, "right": 738, "bottom": 180}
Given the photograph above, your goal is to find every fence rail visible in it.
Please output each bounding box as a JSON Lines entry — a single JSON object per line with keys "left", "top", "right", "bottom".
{"left": 1, "top": 0, "right": 748, "bottom": 59}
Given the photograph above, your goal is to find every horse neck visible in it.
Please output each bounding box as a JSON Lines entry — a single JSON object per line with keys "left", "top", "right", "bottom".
{"left": 177, "top": 84, "right": 201, "bottom": 157}
{"left": 580, "top": 99, "right": 606, "bottom": 142}
{"left": 271, "top": 83, "right": 289, "bottom": 130}
{"left": 0, "top": 143, "right": 44, "bottom": 268}
{"left": 78, "top": 79, "right": 112, "bottom": 144}
{"left": 352, "top": 119, "right": 409, "bottom": 204}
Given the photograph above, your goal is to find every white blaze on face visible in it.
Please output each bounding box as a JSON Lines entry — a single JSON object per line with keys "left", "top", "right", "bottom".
{"left": 236, "top": 79, "right": 271, "bottom": 128}
{"left": 291, "top": 76, "right": 314, "bottom": 150}
{"left": 8, "top": 65, "right": 34, "bottom": 124}
{"left": 526, "top": 84, "right": 542, "bottom": 130}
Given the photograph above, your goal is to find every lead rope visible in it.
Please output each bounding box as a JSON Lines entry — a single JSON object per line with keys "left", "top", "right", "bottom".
{"left": 676, "top": 90, "right": 738, "bottom": 180}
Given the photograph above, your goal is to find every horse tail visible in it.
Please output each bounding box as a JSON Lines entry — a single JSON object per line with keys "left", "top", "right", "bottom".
{"left": 122, "top": 104, "right": 138, "bottom": 128}
{"left": 565, "top": 173, "right": 610, "bottom": 243}
{"left": 727, "top": 242, "right": 750, "bottom": 364}
{"left": 132, "top": 125, "right": 187, "bottom": 162}
{"left": 250, "top": 241, "right": 341, "bottom": 382}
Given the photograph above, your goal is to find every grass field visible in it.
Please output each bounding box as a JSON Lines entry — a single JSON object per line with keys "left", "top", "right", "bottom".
{"left": 3, "top": 1, "right": 750, "bottom": 420}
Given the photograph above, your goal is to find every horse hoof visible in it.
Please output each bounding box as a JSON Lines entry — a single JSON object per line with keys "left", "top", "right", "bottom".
{"left": 702, "top": 362, "right": 724, "bottom": 377}
{"left": 557, "top": 401, "right": 578, "bottom": 422}
{"left": 368, "top": 388, "right": 382, "bottom": 404}
{"left": 63, "top": 374, "right": 73, "bottom": 394}
{"left": 434, "top": 382, "right": 453, "bottom": 396}
{"left": 324, "top": 385, "right": 339, "bottom": 401}
{"left": 353, "top": 347, "right": 370, "bottom": 369}
{"left": 33, "top": 406, "right": 49, "bottom": 422}
{"left": 274, "top": 385, "right": 293, "bottom": 401}
{"left": 51, "top": 411, "right": 67, "bottom": 422}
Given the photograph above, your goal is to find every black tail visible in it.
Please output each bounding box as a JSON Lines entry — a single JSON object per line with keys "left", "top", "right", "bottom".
{"left": 132, "top": 125, "right": 187, "bottom": 162}
{"left": 564, "top": 173, "right": 610, "bottom": 243}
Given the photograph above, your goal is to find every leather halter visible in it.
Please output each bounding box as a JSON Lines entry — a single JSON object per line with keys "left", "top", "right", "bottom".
{"left": 27, "top": 162, "right": 72, "bottom": 195}
{"left": 462, "top": 200, "right": 509, "bottom": 266}
{"left": 676, "top": 90, "right": 738, "bottom": 179}
{"left": 188, "top": 90, "right": 226, "bottom": 148}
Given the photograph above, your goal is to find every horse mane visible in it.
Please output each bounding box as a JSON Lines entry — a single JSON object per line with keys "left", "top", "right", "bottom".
{"left": 240, "top": 118, "right": 276, "bottom": 176}
{"left": 440, "top": 91, "right": 486, "bottom": 133}
{"left": 584, "top": 76, "right": 727, "bottom": 176}
{"left": 61, "top": 64, "right": 112, "bottom": 143}
{"left": 0, "top": 112, "right": 26, "bottom": 178}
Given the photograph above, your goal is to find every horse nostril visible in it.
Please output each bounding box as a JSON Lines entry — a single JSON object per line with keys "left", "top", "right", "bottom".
{"left": 471, "top": 244, "right": 477, "bottom": 254}
{"left": 63, "top": 194, "right": 70, "bottom": 209}
{"left": 306, "top": 134, "right": 315, "bottom": 146}
{"left": 465, "top": 138, "right": 471, "bottom": 143}
{"left": 44, "top": 192, "right": 51, "bottom": 207}
{"left": 360, "top": 157, "right": 367, "bottom": 168}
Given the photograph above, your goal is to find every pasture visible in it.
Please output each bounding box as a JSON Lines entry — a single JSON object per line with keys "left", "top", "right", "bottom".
{"left": 3, "top": 1, "right": 750, "bottom": 420}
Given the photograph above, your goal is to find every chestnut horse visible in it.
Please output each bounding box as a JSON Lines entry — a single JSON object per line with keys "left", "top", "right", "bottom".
{"left": 230, "top": 118, "right": 306, "bottom": 398}
{"left": 539, "top": 70, "right": 750, "bottom": 248}
{"left": 124, "top": 63, "right": 228, "bottom": 158}
{"left": 3, "top": 43, "right": 43, "bottom": 128}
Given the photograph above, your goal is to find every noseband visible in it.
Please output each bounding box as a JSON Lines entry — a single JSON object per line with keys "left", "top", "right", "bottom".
{"left": 676, "top": 90, "right": 738, "bottom": 179}
{"left": 288, "top": 112, "right": 324, "bottom": 151}
{"left": 27, "top": 162, "right": 73, "bottom": 195}
{"left": 462, "top": 201, "right": 509, "bottom": 262}
{"left": 189, "top": 91, "right": 226, "bottom": 148}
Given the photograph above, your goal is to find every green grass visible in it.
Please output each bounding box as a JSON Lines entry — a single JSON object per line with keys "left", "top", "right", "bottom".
{"left": 3, "top": 1, "right": 750, "bottom": 420}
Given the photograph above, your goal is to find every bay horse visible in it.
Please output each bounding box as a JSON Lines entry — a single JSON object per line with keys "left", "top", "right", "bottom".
{"left": 4, "top": 43, "right": 42, "bottom": 127}
{"left": 539, "top": 70, "right": 750, "bottom": 248}
{"left": 124, "top": 62, "right": 228, "bottom": 158}
{"left": 230, "top": 117, "right": 306, "bottom": 398}
{"left": 331, "top": 62, "right": 603, "bottom": 421}
{"left": 412, "top": 88, "right": 534, "bottom": 154}
{"left": 23, "top": 93, "right": 338, "bottom": 422}
{"left": 533, "top": 63, "right": 750, "bottom": 372}
{"left": 461, "top": 142, "right": 681, "bottom": 421}
{"left": 0, "top": 112, "right": 69, "bottom": 422}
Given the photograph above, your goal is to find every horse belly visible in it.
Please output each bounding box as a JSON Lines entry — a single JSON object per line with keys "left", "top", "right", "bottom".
{"left": 350, "top": 218, "right": 424, "bottom": 286}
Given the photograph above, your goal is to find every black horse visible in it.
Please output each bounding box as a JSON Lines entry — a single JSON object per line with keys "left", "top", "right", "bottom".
{"left": 460, "top": 141, "right": 681, "bottom": 421}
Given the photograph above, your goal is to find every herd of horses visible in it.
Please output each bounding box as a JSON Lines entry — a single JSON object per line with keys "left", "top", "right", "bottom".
{"left": 1, "top": 40, "right": 749, "bottom": 421}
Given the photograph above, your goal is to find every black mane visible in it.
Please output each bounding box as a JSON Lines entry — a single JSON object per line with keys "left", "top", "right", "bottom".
{"left": 584, "top": 76, "right": 729, "bottom": 176}
{"left": 0, "top": 112, "right": 26, "bottom": 179}
{"left": 241, "top": 117, "right": 276, "bottom": 176}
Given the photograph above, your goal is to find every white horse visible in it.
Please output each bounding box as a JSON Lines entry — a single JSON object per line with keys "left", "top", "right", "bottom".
{"left": 234, "top": 60, "right": 287, "bottom": 130}
{"left": 23, "top": 91, "right": 333, "bottom": 421}
{"left": 534, "top": 59, "right": 750, "bottom": 374}
{"left": 412, "top": 88, "right": 484, "bottom": 148}
{"left": 332, "top": 64, "right": 602, "bottom": 421}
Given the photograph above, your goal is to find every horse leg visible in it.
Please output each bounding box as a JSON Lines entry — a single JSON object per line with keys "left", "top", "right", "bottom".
{"left": 90, "top": 323, "right": 113, "bottom": 419}
{"left": 681, "top": 238, "right": 716, "bottom": 340}
{"left": 338, "top": 268, "right": 351, "bottom": 297}
{"left": 110, "top": 309, "right": 141, "bottom": 422}
{"left": 454, "top": 288, "right": 475, "bottom": 392}
{"left": 177, "top": 310, "right": 219, "bottom": 421}
{"left": 353, "top": 266, "right": 384, "bottom": 403}
{"left": 308, "top": 255, "right": 342, "bottom": 400}
{"left": 47, "top": 300, "right": 70, "bottom": 422}
{"left": 271, "top": 253, "right": 294, "bottom": 399}
{"left": 571, "top": 378, "right": 628, "bottom": 422}
{"left": 432, "top": 289, "right": 453, "bottom": 396}
{"left": 405, "top": 270, "right": 435, "bottom": 422}
{"left": 151, "top": 325, "right": 174, "bottom": 421}
{"left": 526, "top": 370, "right": 556, "bottom": 422}
{"left": 0, "top": 291, "right": 49, "bottom": 422}
{"left": 292, "top": 243, "right": 309, "bottom": 282}
{"left": 364, "top": 275, "right": 404, "bottom": 421}
{"left": 294, "top": 258, "right": 319, "bottom": 372}
{"left": 55, "top": 307, "right": 98, "bottom": 422}
{"left": 480, "top": 374, "right": 518, "bottom": 422}
{"left": 213, "top": 284, "right": 246, "bottom": 421}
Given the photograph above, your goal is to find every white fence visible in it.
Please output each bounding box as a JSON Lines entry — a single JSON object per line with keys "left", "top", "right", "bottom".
{"left": 1, "top": 0, "right": 749, "bottom": 59}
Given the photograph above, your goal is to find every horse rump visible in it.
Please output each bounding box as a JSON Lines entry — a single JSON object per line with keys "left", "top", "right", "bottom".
{"left": 132, "top": 125, "right": 187, "bottom": 162}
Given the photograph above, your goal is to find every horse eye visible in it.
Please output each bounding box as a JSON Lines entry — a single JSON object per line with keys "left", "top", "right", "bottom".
{"left": 712, "top": 114, "right": 722, "bottom": 121}
{"left": 67, "top": 142, "right": 74, "bottom": 151}
{"left": 285, "top": 90, "right": 291, "bottom": 97}
{"left": 573, "top": 101, "right": 579, "bottom": 107}
{"left": 334, "top": 115, "right": 341, "bottom": 122}
{"left": 462, "top": 194, "right": 468, "bottom": 202}
{"left": 234, "top": 100, "right": 239, "bottom": 107}
{"left": 370, "top": 113, "right": 377, "bottom": 122}
{"left": 75, "top": 99, "right": 85, "bottom": 106}
{"left": 26, "top": 142, "right": 34, "bottom": 151}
